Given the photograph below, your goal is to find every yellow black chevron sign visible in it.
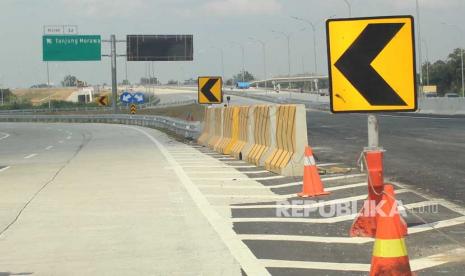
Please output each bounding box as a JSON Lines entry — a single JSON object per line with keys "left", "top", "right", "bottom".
{"left": 198, "top": 77, "right": 223, "bottom": 104}
{"left": 326, "top": 16, "right": 417, "bottom": 113}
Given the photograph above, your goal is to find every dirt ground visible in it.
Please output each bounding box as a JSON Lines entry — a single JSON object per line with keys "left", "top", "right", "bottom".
{"left": 13, "top": 88, "right": 78, "bottom": 105}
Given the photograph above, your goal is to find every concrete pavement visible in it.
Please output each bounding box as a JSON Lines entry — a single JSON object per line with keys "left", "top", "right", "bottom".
{"left": 0, "top": 123, "right": 242, "bottom": 275}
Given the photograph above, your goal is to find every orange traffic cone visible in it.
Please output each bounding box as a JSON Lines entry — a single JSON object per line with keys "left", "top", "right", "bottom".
{"left": 298, "top": 146, "right": 330, "bottom": 197}
{"left": 370, "top": 184, "right": 412, "bottom": 276}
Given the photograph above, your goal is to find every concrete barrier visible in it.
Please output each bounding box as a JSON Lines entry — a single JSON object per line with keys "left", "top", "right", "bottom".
{"left": 222, "top": 107, "right": 240, "bottom": 154}
{"left": 246, "top": 105, "right": 272, "bottom": 166}
{"left": 265, "top": 105, "right": 308, "bottom": 176}
{"left": 197, "top": 108, "right": 211, "bottom": 145}
{"left": 215, "top": 107, "right": 234, "bottom": 153}
{"left": 198, "top": 103, "right": 308, "bottom": 176}
{"left": 418, "top": 98, "right": 465, "bottom": 115}
{"left": 207, "top": 108, "right": 223, "bottom": 149}
{"left": 231, "top": 106, "right": 251, "bottom": 159}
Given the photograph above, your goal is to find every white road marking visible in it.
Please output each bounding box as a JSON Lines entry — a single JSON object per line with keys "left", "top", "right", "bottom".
{"left": 199, "top": 185, "right": 275, "bottom": 190}
{"left": 182, "top": 165, "right": 256, "bottom": 169}
{"left": 239, "top": 234, "right": 372, "bottom": 244}
{"left": 325, "top": 182, "right": 366, "bottom": 192}
{"left": 260, "top": 248, "right": 465, "bottom": 272}
{"left": 379, "top": 114, "right": 462, "bottom": 121}
{"left": 0, "top": 166, "right": 10, "bottom": 173}
{"left": 24, "top": 153, "right": 38, "bottom": 159}
{"left": 261, "top": 259, "right": 369, "bottom": 272}
{"left": 45, "top": 146, "right": 54, "bottom": 150}
{"left": 188, "top": 170, "right": 268, "bottom": 175}
{"left": 229, "top": 190, "right": 408, "bottom": 209}
{"left": 0, "top": 132, "right": 10, "bottom": 141}
{"left": 58, "top": 140, "right": 64, "bottom": 144}
{"left": 317, "top": 163, "right": 341, "bottom": 167}
{"left": 127, "top": 126, "right": 270, "bottom": 276}
{"left": 409, "top": 216, "right": 465, "bottom": 234}
{"left": 66, "top": 136, "right": 72, "bottom": 140}
{"left": 192, "top": 175, "right": 285, "bottom": 181}
{"left": 266, "top": 174, "right": 366, "bottom": 189}
{"left": 229, "top": 200, "right": 432, "bottom": 224}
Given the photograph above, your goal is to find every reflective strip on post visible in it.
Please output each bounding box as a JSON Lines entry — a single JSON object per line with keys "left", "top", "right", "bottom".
{"left": 304, "top": 155, "right": 316, "bottom": 166}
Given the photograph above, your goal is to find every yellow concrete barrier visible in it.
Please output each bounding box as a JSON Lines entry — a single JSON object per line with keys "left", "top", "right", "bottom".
{"left": 223, "top": 107, "right": 240, "bottom": 154}
{"left": 265, "top": 104, "right": 308, "bottom": 176}
{"left": 198, "top": 103, "right": 308, "bottom": 176}
{"left": 231, "top": 106, "right": 250, "bottom": 159}
{"left": 246, "top": 105, "right": 271, "bottom": 165}
{"left": 215, "top": 107, "right": 233, "bottom": 153}
{"left": 197, "top": 107, "right": 212, "bottom": 146}
{"left": 207, "top": 108, "right": 223, "bottom": 149}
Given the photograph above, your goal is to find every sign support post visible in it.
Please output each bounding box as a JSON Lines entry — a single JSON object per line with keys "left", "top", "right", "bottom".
{"left": 110, "top": 34, "right": 118, "bottom": 113}
{"left": 326, "top": 16, "right": 417, "bottom": 237}
{"left": 367, "top": 115, "right": 379, "bottom": 150}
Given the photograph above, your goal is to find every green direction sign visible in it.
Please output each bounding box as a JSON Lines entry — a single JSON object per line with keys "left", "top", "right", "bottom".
{"left": 43, "top": 35, "right": 101, "bottom": 61}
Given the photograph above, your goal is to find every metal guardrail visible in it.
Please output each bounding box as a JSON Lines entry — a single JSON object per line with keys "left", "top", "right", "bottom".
{"left": 0, "top": 114, "right": 201, "bottom": 139}
{"left": 0, "top": 97, "right": 162, "bottom": 115}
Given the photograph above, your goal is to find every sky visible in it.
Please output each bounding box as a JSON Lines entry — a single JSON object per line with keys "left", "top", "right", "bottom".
{"left": 0, "top": 0, "right": 464, "bottom": 88}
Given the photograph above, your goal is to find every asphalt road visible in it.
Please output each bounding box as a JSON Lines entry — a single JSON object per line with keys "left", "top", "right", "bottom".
{"left": 307, "top": 111, "right": 465, "bottom": 206}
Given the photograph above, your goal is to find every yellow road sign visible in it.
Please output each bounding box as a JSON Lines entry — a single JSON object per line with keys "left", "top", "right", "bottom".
{"left": 326, "top": 16, "right": 417, "bottom": 113}
{"left": 130, "top": 104, "right": 136, "bottom": 115}
{"left": 97, "top": 95, "right": 109, "bottom": 106}
{"left": 198, "top": 77, "right": 223, "bottom": 104}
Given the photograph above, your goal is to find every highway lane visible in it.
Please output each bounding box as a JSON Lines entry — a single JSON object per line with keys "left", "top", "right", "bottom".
{"left": 0, "top": 123, "right": 242, "bottom": 275}
{"left": 307, "top": 111, "right": 465, "bottom": 205}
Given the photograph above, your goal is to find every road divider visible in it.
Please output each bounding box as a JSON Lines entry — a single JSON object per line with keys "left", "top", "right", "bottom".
{"left": 199, "top": 104, "right": 308, "bottom": 176}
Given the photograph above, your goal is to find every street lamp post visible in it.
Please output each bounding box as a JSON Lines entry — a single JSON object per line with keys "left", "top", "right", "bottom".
{"left": 211, "top": 46, "right": 225, "bottom": 80}
{"left": 248, "top": 37, "right": 268, "bottom": 92}
{"left": 290, "top": 16, "right": 318, "bottom": 74}
{"left": 422, "top": 39, "right": 430, "bottom": 85}
{"left": 229, "top": 41, "right": 246, "bottom": 83}
{"left": 416, "top": 0, "right": 424, "bottom": 97}
{"left": 343, "top": 0, "right": 352, "bottom": 17}
{"left": 272, "top": 30, "right": 292, "bottom": 96}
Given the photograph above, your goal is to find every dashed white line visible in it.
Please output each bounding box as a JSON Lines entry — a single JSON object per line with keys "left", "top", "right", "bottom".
{"left": 66, "top": 136, "right": 72, "bottom": 140}
{"left": 24, "top": 153, "right": 38, "bottom": 159}
{"left": 0, "top": 166, "right": 10, "bottom": 173}
{"left": 45, "top": 146, "right": 54, "bottom": 150}
{"left": 58, "top": 140, "right": 64, "bottom": 144}
{"left": 0, "top": 132, "right": 10, "bottom": 141}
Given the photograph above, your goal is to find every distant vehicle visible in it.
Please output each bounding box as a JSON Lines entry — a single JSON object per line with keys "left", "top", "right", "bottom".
{"left": 425, "top": 93, "right": 438, "bottom": 98}
{"left": 236, "top": 82, "right": 250, "bottom": 89}
{"left": 444, "top": 93, "right": 459, "bottom": 98}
